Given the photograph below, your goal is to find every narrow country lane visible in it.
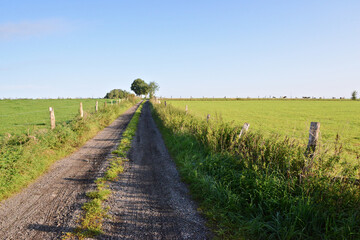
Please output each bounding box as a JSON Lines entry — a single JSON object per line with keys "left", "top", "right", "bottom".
{"left": 100, "top": 102, "right": 210, "bottom": 239}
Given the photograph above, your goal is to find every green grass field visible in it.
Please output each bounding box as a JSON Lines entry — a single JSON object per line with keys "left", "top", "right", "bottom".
{"left": 167, "top": 99, "right": 360, "bottom": 157}
{"left": 152, "top": 101, "right": 360, "bottom": 239}
{"left": 0, "top": 99, "right": 114, "bottom": 136}
{"left": 0, "top": 99, "right": 138, "bottom": 201}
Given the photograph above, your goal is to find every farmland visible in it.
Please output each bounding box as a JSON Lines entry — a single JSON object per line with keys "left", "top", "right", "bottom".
{"left": 0, "top": 99, "right": 138, "bottom": 201}
{"left": 151, "top": 100, "right": 360, "bottom": 239}
{"left": 0, "top": 98, "right": 112, "bottom": 136}
{"left": 166, "top": 99, "right": 360, "bottom": 159}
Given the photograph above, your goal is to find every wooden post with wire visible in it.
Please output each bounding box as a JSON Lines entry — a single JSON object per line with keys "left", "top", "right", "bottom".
{"left": 79, "top": 102, "right": 84, "bottom": 118}
{"left": 239, "top": 123, "right": 250, "bottom": 138}
{"left": 49, "top": 107, "right": 55, "bottom": 130}
{"left": 95, "top": 101, "right": 98, "bottom": 112}
{"left": 306, "top": 122, "right": 320, "bottom": 156}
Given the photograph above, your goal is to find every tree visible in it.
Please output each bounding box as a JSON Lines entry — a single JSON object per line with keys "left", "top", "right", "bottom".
{"left": 131, "top": 78, "right": 149, "bottom": 97}
{"left": 351, "top": 90, "right": 358, "bottom": 100}
{"left": 104, "top": 89, "right": 130, "bottom": 99}
{"left": 148, "top": 81, "right": 159, "bottom": 99}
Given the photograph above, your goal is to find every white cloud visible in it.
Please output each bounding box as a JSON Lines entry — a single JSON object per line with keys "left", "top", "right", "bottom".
{"left": 0, "top": 19, "right": 69, "bottom": 39}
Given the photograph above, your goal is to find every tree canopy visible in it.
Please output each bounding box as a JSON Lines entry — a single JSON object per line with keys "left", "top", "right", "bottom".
{"left": 104, "top": 89, "right": 130, "bottom": 99}
{"left": 130, "top": 78, "right": 160, "bottom": 98}
{"left": 130, "top": 78, "right": 150, "bottom": 96}
{"left": 105, "top": 79, "right": 159, "bottom": 99}
{"left": 148, "top": 81, "right": 160, "bottom": 99}
{"left": 351, "top": 90, "right": 358, "bottom": 100}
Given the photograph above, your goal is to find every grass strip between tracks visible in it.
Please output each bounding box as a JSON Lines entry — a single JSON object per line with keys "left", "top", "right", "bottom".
{"left": 63, "top": 101, "right": 144, "bottom": 239}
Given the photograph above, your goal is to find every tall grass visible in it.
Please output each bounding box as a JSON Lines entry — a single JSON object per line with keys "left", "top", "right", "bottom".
{"left": 166, "top": 100, "right": 360, "bottom": 161}
{"left": 0, "top": 99, "right": 139, "bottom": 202}
{"left": 151, "top": 101, "right": 360, "bottom": 239}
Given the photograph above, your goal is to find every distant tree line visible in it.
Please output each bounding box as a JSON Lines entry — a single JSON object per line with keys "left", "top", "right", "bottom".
{"left": 104, "top": 89, "right": 132, "bottom": 99}
{"left": 104, "top": 78, "right": 159, "bottom": 99}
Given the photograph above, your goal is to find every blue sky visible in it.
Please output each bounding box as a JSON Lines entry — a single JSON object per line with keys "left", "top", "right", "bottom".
{"left": 0, "top": 1, "right": 359, "bottom": 98}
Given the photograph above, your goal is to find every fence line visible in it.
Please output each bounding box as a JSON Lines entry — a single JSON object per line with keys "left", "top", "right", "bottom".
{"left": 0, "top": 99, "right": 129, "bottom": 134}
{"left": 157, "top": 100, "right": 322, "bottom": 154}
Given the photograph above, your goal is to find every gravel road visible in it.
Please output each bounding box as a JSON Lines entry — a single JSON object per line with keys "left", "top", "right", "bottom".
{"left": 0, "top": 103, "right": 140, "bottom": 239}
{"left": 100, "top": 101, "right": 210, "bottom": 239}
{"left": 0, "top": 101, "right": 210, "bottom": 239}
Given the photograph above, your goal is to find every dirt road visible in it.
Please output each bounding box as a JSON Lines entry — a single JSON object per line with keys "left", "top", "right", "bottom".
{"left": 100, "top": 102, "right": 210, "bottom": 239}
{"left": 0, "top": 101, "right": 210, "bottom": 239}
{"left": 0, "top": 103, "right": 140, "bottom": 239}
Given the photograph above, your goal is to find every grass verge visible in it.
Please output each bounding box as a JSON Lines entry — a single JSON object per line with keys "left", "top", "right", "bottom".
{"left": 63, "top": 101, "right": 144, "bottom": 239}
{"left": 151, "top": 101, "right": 360, "bottom": 239}
{"left": 0, "top": 99, "right": 139, "bottom": 202}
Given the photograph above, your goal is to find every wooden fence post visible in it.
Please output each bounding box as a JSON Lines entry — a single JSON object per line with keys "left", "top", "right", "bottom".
{"left": 306, "top": 122, "right": 320, "bottom": 155}
{"left": 185, "top": 105, "right": 188, "bottom": 114}
{"left": 104, "top": 102, "right": 107, "bottom": 108}
{"left": 239, "top": 123, "right": 250, "bottom": 138}
{"left": 165, "top": 101, "right": 167, "bottom": 107}
{"left": 49, "top": 107, "right": 55, "bottom": 129}
{"left": 207, "top": 114, "right": 210, "bottom": 122}
{"left": 95, "top": 101, "right": 98, "bottom": 112}
{"left": 79, "top": 102, "right": 83, "bottom": 118}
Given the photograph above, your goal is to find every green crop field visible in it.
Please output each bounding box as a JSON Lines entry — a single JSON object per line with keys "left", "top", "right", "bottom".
{"left": 0, "top": 99, "right": 114, "bottom": 136}
{"left": 167, "top": 99, "right": 360, "bottom": 158}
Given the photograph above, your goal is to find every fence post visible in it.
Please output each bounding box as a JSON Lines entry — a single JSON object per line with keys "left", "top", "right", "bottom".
{"left": 239, "top": 123, "right": 250, "bottom": 138}
{"left": 207, "top": 114, "right": 210, "bottom": 122}
{"left": 49, "top": 107, "right": 55, "bottom": 129}
{"left": 185, "top": 105, "right": 188, "bottom": 114}
{"left": 95, "top": 101, "right": 98, "bottom": 112}
{"left": 79, "top": 102, "right": 83, "bottom": 118}
{"left": 165, "top": 101, "right": 167, "bottom": 107}
{"left": 104, "top": 102, "right": 107, "bottom": 108}
{"left": 306, "top": 122, "right": 320, "bottom": 156}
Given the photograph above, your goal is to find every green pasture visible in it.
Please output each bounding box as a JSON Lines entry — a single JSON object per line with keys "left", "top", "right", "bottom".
{"left": 167, "top": 99, "right": 360, "bottom": 156}
{"left": 153, "top": 100, "right": 360, "bottom": 239}
{"left": 0, "top": 99, "right": 114, "bottom": 136}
